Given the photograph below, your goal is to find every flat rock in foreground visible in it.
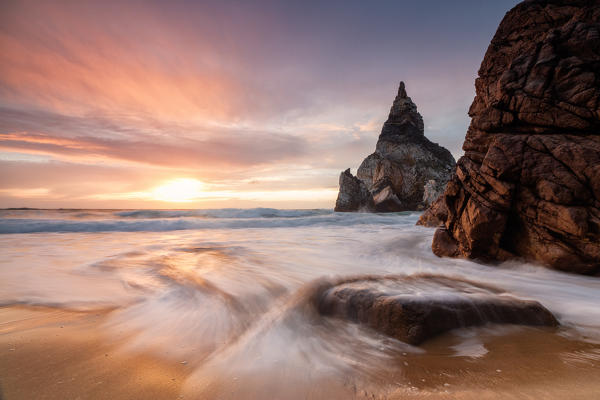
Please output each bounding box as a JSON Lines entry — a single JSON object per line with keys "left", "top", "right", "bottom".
{"left": 316, "top": 275, "right": 558, "bottom": 345}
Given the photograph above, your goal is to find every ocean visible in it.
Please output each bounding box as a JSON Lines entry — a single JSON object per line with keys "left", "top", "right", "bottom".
{"left": 1, "top": 208, "right": 599, "bottom": 398}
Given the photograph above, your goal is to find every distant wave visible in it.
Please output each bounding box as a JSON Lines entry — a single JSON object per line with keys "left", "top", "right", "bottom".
{"left": 0, "top": 211, "right": 418, "bottom": 234}
{"left": 114, "top": 208, "right": 332, "bottom": 219}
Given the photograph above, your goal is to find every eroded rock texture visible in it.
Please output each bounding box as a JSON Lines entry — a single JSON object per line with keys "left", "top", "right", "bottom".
{"left": 421, "top": 0, "right": 600, "bottom": 274}
{"left": 335, "top": 168, "right": 374, "bottom": 211}
{"left": 316, "top": 275, "right": 558, "bottom": 345}
{"left": 335, "top": 82, "right": 455, "bottom": 212}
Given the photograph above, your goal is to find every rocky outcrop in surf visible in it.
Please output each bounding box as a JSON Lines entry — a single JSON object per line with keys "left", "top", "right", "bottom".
{"left": 316, "top": 275, "right": 558, "bottom": 345}
{"left": 420, "top": 0, "right": 600, "bottom": 274}
{"left": 335, "top": 82, "right": 455, "bottom": 212}
{"left": 334, "top": 169, "right": 374, "bottom": 212}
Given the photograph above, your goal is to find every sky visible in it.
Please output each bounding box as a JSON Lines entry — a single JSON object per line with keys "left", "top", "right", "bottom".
{"left": 0, "top": 0, "right": 520, "bottom": 209}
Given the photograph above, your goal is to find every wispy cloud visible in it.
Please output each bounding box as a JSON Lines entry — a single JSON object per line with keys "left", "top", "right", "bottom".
{"left": 0, "top": 126, "right": 309, "bottom": 170}
{"left": 0, "top": 0, "right": 517, "bottom": 207}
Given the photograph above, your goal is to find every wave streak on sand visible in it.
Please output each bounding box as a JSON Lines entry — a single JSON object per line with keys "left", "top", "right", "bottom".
{"left": 1, "top": 209, "right": 600, "bottom": 399}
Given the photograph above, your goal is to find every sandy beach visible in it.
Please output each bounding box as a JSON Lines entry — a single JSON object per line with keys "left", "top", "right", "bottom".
{"left": 2, "top": 304, "right": 599, "bottom": 400}
{"left": 0, "top": 306, "right": 188, "bottom": 400}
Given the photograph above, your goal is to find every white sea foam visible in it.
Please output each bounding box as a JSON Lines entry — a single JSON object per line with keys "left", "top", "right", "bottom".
{"left": 0, "top": 209, "right": 414, "bottom": 233}
{"left": 1, "top": 209, "right": 599, "bottom": 398}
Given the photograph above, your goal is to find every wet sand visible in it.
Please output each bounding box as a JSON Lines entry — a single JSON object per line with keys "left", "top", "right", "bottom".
{"left": 0, "top": 306, "right": 188, "bottom": 400}
{"left": 1, "top": 305, "right": 600, "bottom": 400}
{"left": 388, "top": 326, "right": 600, "bottom": 399}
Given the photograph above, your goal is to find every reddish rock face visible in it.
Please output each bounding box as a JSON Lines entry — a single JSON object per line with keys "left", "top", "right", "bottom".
{"left": 422, "top": 0, "right": 600, "bottom": 274}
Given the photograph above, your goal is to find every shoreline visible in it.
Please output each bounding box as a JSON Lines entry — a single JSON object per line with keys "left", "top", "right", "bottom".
{"left": 2, "top": 305, "right": 600, "bottom": 399}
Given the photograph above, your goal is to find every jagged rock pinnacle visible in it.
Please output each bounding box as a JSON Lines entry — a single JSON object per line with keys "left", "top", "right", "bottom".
{"left": 334, "top": 80, "right": 456, "bottom": 213}
{"left": 387, "top": 81, "right": 424, "bottom": 134}
{"left": 397, "top": 81, "right": 407, "bottom": 98}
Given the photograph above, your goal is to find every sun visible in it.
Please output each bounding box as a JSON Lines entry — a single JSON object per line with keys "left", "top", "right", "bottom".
{"left": 151, "top": 178, "right": 205, "bottom": 202}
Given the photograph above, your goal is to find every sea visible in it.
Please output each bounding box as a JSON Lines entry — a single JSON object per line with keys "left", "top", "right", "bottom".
{"left": 1, "top": 208, "right": 599, "bottom": 398}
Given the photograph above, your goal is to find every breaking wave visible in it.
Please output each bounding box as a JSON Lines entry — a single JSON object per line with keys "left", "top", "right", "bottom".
{"left": 0, "top": 209, "right": 416, "bottom": 233}
{"left": 115, "top": 207, "right": 332, "bottom": 219}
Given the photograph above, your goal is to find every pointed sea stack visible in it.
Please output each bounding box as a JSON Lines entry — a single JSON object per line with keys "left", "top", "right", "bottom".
{"left": 335, "top": 82, "right": 455, "bottom": 212}
{"left": 421, "top": 0, "right": 600, "bottom": 274}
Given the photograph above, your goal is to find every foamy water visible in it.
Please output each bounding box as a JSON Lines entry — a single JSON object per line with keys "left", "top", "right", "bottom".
{"left": 1, "top": 208, "right": 599, "bottom": 398}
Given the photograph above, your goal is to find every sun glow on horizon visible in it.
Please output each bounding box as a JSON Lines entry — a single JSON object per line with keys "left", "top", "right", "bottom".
{"left": 151, "top": 178, "right": 205, "bottom": 202}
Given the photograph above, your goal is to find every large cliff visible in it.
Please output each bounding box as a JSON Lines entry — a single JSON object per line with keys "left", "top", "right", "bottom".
{"left": 420, "top": 0, "right": 600, "bottom": 274}
{"left": 335, "top": 82, "right": 455, "bottom": 212}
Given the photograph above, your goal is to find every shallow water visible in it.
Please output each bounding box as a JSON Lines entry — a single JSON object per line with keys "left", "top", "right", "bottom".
{"left": 1, "top": 208, "right": 599, "bottom": 398}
